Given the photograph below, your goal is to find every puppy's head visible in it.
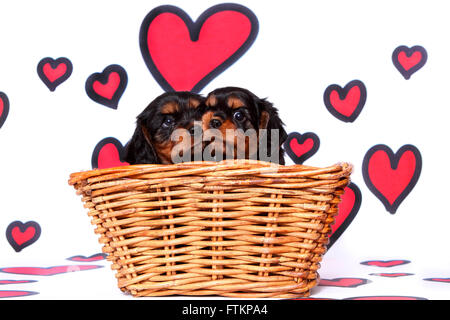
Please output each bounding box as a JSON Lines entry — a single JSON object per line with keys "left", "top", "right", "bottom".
{"left": 124, "top": 91, "right": 204, "bottom": 164}
{"left": 201, "top": 87, "right": 287, "bottom": 164}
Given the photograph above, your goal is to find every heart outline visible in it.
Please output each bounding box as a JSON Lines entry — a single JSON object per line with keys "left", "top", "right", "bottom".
{"left": 91, "top": 137, "right": 129, "bottom": 169}
{"left": 329, "top": 182, "right": 362, "bottom": 248}
{"left": 0, "top": 92, "right": 10, "bottom": 130}
{"left": 284, "top": 132, "right": 320, "bottom": 164}
{"left": 362, "top": 144, "right": 422, "bottom": 214}
{"left": 323, "top": 79, "right": 367, "bottom": 122}
{"left": 139, "top": 4, "right": 259, "bottom": 93}
{"left": 6, "top": 221, "right": 41, "bottom": 252}
{"left": 85, "top": 64, "right": 128, "bottom": 109}
{"left": 37, "top": 57, "right": 73, "bottom": 91}
{"left": 392, "top": 45, "right": 427, "bottom": 80}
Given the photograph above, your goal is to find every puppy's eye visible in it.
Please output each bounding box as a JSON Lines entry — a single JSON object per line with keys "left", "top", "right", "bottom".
{"left": 162, "top": 116, "right": 175, "bottom": 128}
{"left": 209, "top": 119, "right": 222, "bottom": 129}
{"left": 233, "top": 111, "right": 245, "bottom": 122}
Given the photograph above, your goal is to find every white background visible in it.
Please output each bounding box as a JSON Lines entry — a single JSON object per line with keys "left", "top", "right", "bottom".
{"left": 0, "top": 0, "right": 449, "bottom": 299}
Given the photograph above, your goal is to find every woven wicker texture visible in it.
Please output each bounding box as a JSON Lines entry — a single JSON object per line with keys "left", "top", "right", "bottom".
{"left": 69, "top": 159, "right": 352, "bottom": 298}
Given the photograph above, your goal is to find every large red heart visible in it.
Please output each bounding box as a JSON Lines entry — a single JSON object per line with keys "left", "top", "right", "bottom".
{"left": 329, "top": 182, "right": 361, "bottom": 247}
{"left": 37, "top": 57, "right": 73, "bottom": 91}
{"left": 85, "top": 64, "right": 128, "bottom": 109}
{"left": 6, "top": 221, "right": 41, "bottom": 252}
{"left": 91, "top": 137, "right": 129, "bottom": 169}
{"left": 362, "top": 144, "right": 422, "bottom": 214}
{"left": 392, "top": 45, "right": 427, "bottom": 80}
{"left": 284, "top": 132, "right": 320, "bottom": 164}
{"left": 0, "top": 92, "right": 9, "bottom": 130}
{"left": 323, "top": 80, "right": 367, "bottom": 122}
{"left": 139, "top": 4, "right": 258, "bottom": 92}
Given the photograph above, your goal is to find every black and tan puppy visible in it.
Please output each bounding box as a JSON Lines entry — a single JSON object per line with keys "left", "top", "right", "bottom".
{"left": 201, "top": 87, "right": 287, "bottom": 164}
{"left": 124, "top": 91, "right": 204, "bottom": 164}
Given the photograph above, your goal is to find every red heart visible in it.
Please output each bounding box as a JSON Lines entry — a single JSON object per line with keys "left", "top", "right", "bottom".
{"left": 319, "top": 278, "right": 368, "bottom": 288}
{"left": 6, "top": 221, "right": 41, "bottom": 252}
{"left": 0, "top": 291, "right": 38, "bottom": 298}
{"left": 392, "top": 45, "right": 427, "bottom": 79}
{"left": 290, "top": 138, "right": 314, "bottom": 158}
{"left": 37, "top": 57, "right": 73, "bottom": 91}
{"left": 67, "top": 253, "right": 106, "bottom": 262}
{"left": 398, "top": 51, "right": 422, "bottom": 71}
{"left": 11, "top": 226, "right": 35, "bottom": 246}
{"left": 140, "top": 4, "right": 258, "bottom": 92}
{"left": 362, "top": 144, "right": 422, "bottom": 214}
{"left": 284, "top": 132, "right": 320, "bottom": 164}
{"left": 328, "top": 182, "right": 361, "bottom": 247}
{"left": 0, "top": 265, "right": 101, "bottom": 276}
{"left": 361, "top": 260, "right": 410, "bottom": 268}
{"left": 323, "top": 80, "right": 367, "bottom": 122}
{"left": 0, "top": 92, "right": 10, "bottom": 129}
{"left": 93, "top": 72, "right": 120, "bottom": 100}
{"left": 43, "top": 62, "right": 67, "bottom": 83}
{"left": 92, "top": 137, "right": 129, "bottom": 169}
{"left": 85, "top": 64, "right": 128, "bottom": 109}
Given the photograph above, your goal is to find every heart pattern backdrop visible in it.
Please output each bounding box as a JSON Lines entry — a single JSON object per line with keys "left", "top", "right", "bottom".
{"left": 2, "top": 2, "right": 447, "bottom": 300}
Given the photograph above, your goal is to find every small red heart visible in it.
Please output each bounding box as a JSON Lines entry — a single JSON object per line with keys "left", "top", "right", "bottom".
{"left": 362, "top": 144, "right": 422, "bottom": 214}
{"left": 392, "top": 45, "right": 427, "bottom": 79}
{"left": 284, "top": 132, "right": 320, "bottom": 164}
{"left": 324, "top": 80, "right": 367, "bottom": 122}
{"left": 11, "top": 226, "right": 35, "bottom": 246}
{"left": 423, "top": 278, "right": 450, "bottom": 283}
{"left": 43, "top": 62, "right": 68, "bottom": 83}
{"left": 290, "top": 138, "right": 314, "bottom": 158}
{"left": 319, "top": 278, "right": 369, "bottom": 288}
{"left": 67, "top": 253, "right": 106, "bottom": 262}
{"left": 85, "top": 65, "right": 128, "bottom": 109}
{"left": 398, "top": 51, "right": 422, "bottom": 71}
{"left": 93, "top": 72, "right": 120, "bottom": 100}
{"left": 361, "top": 260, "right": 410, "bottom": 268}
{"left": 37, "top": 57, "right": 73, "bottom": 91}
{"left": 140, "top": 4, "right": 258, "bottom": 92}
{"left": 0, "top": 92, "right": 10, "bottom": 130}
{"left": 92, "top": 137, "right": 129, "bottom": 169}
{"left": 6, "top": 221, "right": 41, "bottom": 252}
{"left": 370, "top": 273, "right": 413, "bottom": 278}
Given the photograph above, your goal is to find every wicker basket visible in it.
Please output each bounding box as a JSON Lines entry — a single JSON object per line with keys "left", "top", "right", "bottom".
{"left": 69, "top": 159, "right": 352, "bottom": 298}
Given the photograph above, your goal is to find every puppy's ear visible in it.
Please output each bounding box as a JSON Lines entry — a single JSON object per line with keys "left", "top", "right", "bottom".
{"left": 124, "top": 124, "right": 159, "bottom": 164}
{"left": 257, "top": 99, "right": 288, "bottom": 165}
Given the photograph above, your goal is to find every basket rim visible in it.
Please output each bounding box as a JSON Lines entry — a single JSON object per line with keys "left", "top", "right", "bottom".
{"left": 68, "top": 159, "right": 353, "bottom": 186}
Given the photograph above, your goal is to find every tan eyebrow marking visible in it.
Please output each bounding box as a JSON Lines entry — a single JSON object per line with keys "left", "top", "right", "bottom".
{"left": 227, "top": 96, "right": 245, "bottom": 109}
{"left": 160, "top": 101, "right": 179, "bottom": 114}
{"left": 205, "top": 94, "right": 217, "bottom": 107}
{"left": 188, "top": 98, "right": 201, "bottom": 108}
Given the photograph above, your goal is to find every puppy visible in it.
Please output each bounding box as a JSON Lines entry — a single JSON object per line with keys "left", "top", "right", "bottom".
{"left": 124, "top": 91, "right": 204, "bottom": 164}
{"left": 201, "top": 87, "right": 287, "bottom": 164}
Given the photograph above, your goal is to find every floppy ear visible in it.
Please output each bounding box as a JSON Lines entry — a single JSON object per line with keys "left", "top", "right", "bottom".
{"left": 124, "top": 124, "right": 159, "bottom": 164}
{"left": 257, "top": 99, "right": 288, "bottom": 165}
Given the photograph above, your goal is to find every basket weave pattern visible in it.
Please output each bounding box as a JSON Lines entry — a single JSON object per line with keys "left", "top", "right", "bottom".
{"left": 69, "top": 160, "right": 352, "bottom": 298}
